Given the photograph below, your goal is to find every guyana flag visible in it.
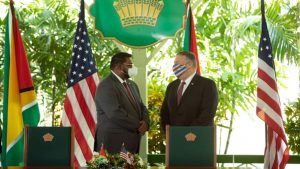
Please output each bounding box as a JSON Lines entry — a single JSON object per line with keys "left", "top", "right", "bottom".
{"left": 183, "top": 0, "right": 201, "bottom": 75}
{"left": 1, "top": 3, "right": 40, "bottom": 166}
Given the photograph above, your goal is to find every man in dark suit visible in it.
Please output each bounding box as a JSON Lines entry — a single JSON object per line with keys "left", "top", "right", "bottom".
{"left": 94, "top": 52, "right": 150, "bottom": 154}
{"left": 160, "top": 51, "right": 218, "bottom": 133}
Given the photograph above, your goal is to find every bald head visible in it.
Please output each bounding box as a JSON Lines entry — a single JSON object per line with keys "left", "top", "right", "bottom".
{"left": 176, "top": 51, "right": 197, "bottom": 68}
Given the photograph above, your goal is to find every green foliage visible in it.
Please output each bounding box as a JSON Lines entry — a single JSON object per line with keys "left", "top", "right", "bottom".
{"left": 284, "top": 98, "right": 300, "bottom": 155}
{"left": 0, "top": 1, "right": 7, "bottom": 119}
{"left": 147, "top": 79, "right": 166, "bottom": 154}
{"left": 0, "top": 0, "right": 299, "bottom": 154}
{"left": 17, "top": 0, "right": 77, "bottom": 124}
{"left": 191, "top": 0, "right": 299, "bottom": 154}
{"left": 87, "top": 153, "right": 147, "bottom": 169}
{"left": 145, "top": 0, "right": 299, "bottom": 154}
{"left": 266, "top": 1, "right": 300, "bottom": 64}
{"left": 0, "top": 0, "right": 117, "bottom": 125}
{"left": 194, "top": 0, "right": 259, "bottom": 127}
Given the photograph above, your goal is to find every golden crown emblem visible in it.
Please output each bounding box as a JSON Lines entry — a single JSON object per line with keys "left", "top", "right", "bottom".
{"left": 113, "top": 0, "right": 164, "bottom": 27}
{"left": 185, "top": 132, "right": 197, "bottom": 142}
{"left": 43, "top": 133, "right": 54, "bottom": 142}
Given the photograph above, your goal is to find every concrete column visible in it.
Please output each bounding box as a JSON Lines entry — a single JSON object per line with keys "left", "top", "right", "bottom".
{"left": 132, "top": 48, "right": 148, "bottom": 162}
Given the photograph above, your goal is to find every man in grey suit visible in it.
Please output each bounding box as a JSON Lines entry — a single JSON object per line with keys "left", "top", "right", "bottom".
{"left": 160, "top": 51, "right": 218, "bottom": 133}
{"left": 94, "top": 52, "right": 150, "bottom": 154}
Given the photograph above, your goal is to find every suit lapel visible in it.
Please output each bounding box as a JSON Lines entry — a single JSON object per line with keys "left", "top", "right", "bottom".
{"left": 177, "top": 75, "right": 197, "bottom": 107}
{"left": 171, "top": 80, "right": 181, "bottom": 109}
{"left": 127, "top": 81, "right": 141, "bottom": 114}
{"left": 110, "top": 73, "right": 127, "bottom": 98}
{"left": 110, "top": 74, "right": 140, "bottom": 113}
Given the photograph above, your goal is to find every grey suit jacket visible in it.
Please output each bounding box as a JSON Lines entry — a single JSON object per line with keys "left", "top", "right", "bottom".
{"left": 160, "top": 74, "right": 218, "bottom": 132}
{"left": 94, "top": 73, "right": 149, "bottom": 153}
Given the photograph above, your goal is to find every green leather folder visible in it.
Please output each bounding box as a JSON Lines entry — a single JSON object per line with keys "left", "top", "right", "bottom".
{"left": 166, "top": 126, "right": 216, "bottom": 168}
{"left": 24, "top": 126, "right": 74, "bottom": 167}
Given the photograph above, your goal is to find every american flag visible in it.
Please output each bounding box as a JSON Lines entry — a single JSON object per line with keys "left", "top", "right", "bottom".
{"left": 256, "top": 1, "right": 289, "bottom": 169}
{"left": 120, "top": 144, "right": 133, "bottom": 165}
{"left": 61, "top": 0, "right": 99, "bottom": 166}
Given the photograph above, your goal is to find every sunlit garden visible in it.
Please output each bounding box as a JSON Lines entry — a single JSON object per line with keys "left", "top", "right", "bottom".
{"left": 0, "top": 0, "right": 299, "bottom": 168}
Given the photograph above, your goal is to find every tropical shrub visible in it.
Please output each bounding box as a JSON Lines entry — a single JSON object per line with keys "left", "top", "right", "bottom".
{"left": 147, "top": 79, "right": 166, "bottom": 154}
{"left": 284, "top": 98, "right": 300, "bottom": 154}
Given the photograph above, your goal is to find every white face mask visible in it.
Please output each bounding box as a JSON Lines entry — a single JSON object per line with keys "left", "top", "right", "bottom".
{"left": 128, "top": 66, "right": 138, "bottom": 77}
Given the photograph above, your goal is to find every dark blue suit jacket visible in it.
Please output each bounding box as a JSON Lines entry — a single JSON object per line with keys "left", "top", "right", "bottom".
{"left": 160, "top": 74, "right": 218, "bottom": 132}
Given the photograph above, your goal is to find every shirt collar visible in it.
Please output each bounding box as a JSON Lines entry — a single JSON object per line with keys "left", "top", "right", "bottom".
{"left": 182, "top": 72, "right": 196, "bottom": 86}
{"left": 111, "top": 70, "right": 126, "bottom": 83}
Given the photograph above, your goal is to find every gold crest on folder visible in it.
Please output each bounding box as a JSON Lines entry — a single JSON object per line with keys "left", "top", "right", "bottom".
{"left": 113, "top": 0, "right": 164, "bottom": 27}
{"left": 185, "top": 132, "right": 197, "bottom": 142}
{"left": 43, "top": 133, "right": 54, "bottom": 142}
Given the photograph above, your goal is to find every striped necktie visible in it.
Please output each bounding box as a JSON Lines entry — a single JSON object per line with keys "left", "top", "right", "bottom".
{"left": 123, "top": 82, "right": 135, "bottom": 102}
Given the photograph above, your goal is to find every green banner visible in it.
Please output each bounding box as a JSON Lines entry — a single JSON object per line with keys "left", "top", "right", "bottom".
{"left": 90, "top": 0, "right": 185, "bottom": 48}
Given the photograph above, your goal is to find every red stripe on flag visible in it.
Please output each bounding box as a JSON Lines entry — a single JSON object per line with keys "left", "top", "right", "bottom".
{"left": 258, "top": 69, "right": 278, "bottom": 92}
{"left": 72, "top": 82, "right": 96, "bottom": 135}
{"left": 257, "top": 88, "right": 281, "bottom": 116}
{"left": 63, "top": 95, "right": 93, "bottom": 161}
{"left": 256, "top": 108, "right": 287, "bottom": 143}
{"left": 12, "top": 12, "right": 33, "bottom": 89}
{"left": 74, "top": 156, "right": 80, "bottom": 168}
{"left": 86, "top": 75, "right": 97, "bottom": 99}
{"left": 189, "top": 9, "right": 200, "bottom": 75}
{"left": 280, "top": 147, "right": 290, "bottom": 169}
{"left": 272, "top": 134, "right": 279, "bottom": 169}
{"left": 267, "top": 130, "right": 275, "bottom": 169}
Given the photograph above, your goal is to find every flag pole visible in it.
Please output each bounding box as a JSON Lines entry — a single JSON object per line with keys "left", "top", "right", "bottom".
{"left": 260, "top": 0, "right": 268, "bottom": 165}
{"left": 261, "top": 0, "right": 268, "bottom": 151}
{"left": 9, "top": 0, "right": 14, "bottom": 14}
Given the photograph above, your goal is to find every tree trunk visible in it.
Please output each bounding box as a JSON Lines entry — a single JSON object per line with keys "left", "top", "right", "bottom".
{"left": 222, "top": 49, "right": 237, "bottom": 167}
{"left": 223, "top": 111, "right": 234, "bottom": 154}
{"left": 51, "top": 68, "right": 56, "bottom": 126}
{"left": 221, "top": 102, "right": 235, "bottom": 168}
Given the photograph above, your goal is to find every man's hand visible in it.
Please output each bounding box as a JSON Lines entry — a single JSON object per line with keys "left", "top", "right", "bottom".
{"left": 138, "top": 120, "right": 148, "bottom": 135}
